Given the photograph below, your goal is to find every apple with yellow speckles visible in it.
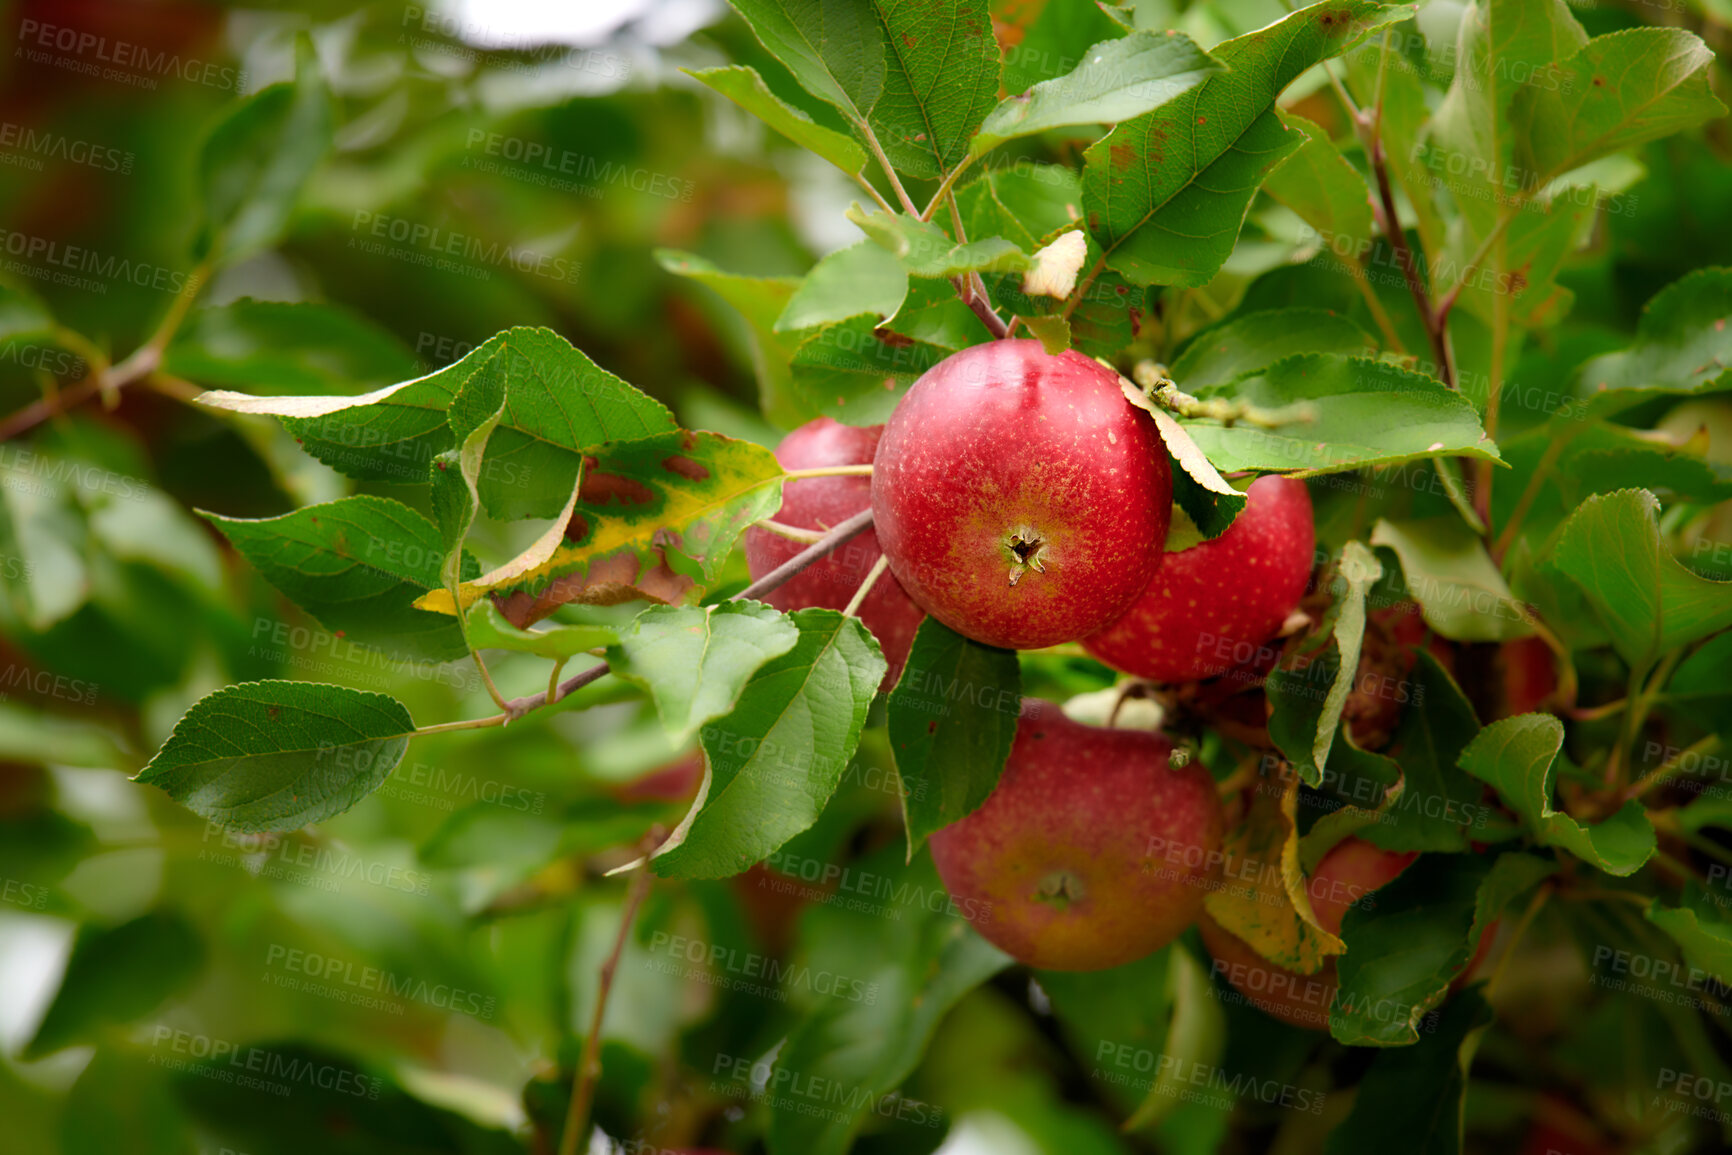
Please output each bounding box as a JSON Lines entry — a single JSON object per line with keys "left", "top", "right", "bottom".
{"left": 870, "top": 340, "right": 1172, "bottom": 651}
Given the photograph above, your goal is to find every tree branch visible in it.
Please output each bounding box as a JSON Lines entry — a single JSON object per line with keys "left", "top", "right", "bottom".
{"left": 556, "top": 825, "right": 663, "bottom": 1155}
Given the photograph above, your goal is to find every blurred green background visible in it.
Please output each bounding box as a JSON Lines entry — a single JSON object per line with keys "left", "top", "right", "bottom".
{"left": 1, "top": 2, "right": 1730, "bottom": 1154}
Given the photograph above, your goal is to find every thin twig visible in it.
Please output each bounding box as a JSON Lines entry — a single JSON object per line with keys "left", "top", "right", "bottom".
{"left": 0, "top": 260, "right": 211, "bottom": 441}
{"left": 557, "top": 826, "right": 663, "bottom": 1155}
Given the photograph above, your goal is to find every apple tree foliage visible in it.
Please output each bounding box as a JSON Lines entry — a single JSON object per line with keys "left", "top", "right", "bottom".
{"left": 5, "top": 1, "right": 1732, "bottom": 1153}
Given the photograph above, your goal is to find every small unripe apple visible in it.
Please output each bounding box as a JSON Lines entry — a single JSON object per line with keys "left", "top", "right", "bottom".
{"left": 929, "top": 699, "right": 1223, "bottom": 971}
{"left": 743, "top": 418, "right": 925, "bottom": 688}
{"left": 1197, "top": 837, "right": 1416, "bottom": 1030}
{"left": 871, "top": 340, "right": 1171, "bottom": 650}
{"left": 1084, "top": 475, "right": 1314, "bottom": 682}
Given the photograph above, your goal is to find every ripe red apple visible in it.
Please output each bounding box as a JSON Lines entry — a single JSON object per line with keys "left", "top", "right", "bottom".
{"left": 870, "top": 340, "right": 1171, "bottom": 650}
{"left": 1198, "top": 837, "right": 1416, "bottom": 1030}
{"left": 1084, "top": 475, "right": 1314, "bottom": 682}
{"left": 929, "top": 699, "right": 1222, "bottom": 971}
{"left": 743, "top": 418, "right": 925, "bottom": 688}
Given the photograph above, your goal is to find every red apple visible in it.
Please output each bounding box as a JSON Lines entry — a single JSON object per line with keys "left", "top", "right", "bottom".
{"left": 929, "top": 699, "right": 1222, "bottom": 971}
{"left": 743, "top": 418, "right": 925, "bottom": 688}
{"left": 870, "top": 340, "right": 1171, "bottom": 650}
{"left": 1198, "top": 837, "right": 1416, "bottom": 1030}
{"left": 1084, "top": 475, "right": 1314, "bottom": 682}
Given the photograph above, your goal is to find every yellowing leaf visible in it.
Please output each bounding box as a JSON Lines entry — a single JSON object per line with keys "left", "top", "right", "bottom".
{"left": 416, "top": 431, "right": 784, "bottom": 619}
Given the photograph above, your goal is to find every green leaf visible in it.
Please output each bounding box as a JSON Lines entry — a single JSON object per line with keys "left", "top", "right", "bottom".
{"left": 1124, "top": 947, "right": 1227, "bottom": 1131}
{"left": 24, "top": 912, "right": 205, "bottom": 1058}
{"left": 886, "top": 617, "right": 1020, "bottom": 856}
{"left": 199, "top": 327, "right": 677, "bottom": 521}
{"left": 1183, "top": 354, "right": 1501, "bottom": 475}
{"left": 416, "top": 431, "right": 785, "bottom": 618}
{"left": 0, "top": 283, "right": 55, "bottom": 342}
{"left": 775, "top": 240, "right": 908, "bottom": 333}
{"left": 1267, "top": 542, "right": 1383, "bottom": 786}
{"left": 1170, "top": 309, "right": 1378, "bottom": 391}
{"left": 867, "top": 0, "right": 1001, "bottom": 180}
{"left": 1019, "top": 313, "right": 1071, "bottom": 355}
{"left": 1551, "top": 488, "right": 1732, "bottom": 668}
{"left": 788, "top": 315, "right": 957, "bottom": 426}
{"left": 609, "top": 601, "right": 802, "bottom": 748}
{"left": 430, "top": 358, "right": 510, "bottom": 599}
{"left": 1118, "top": 375, "right": 1246, "bottom": 539}
{"left": 163, "top": 300, "right": 419, "bottom": 395}
{"left": 1323, "top": 987, "right": 1495, "bottom": 1155}
{"left": 1459, "top": 713, "right": 1657, "bottom": 876}
{"left": 135, "top": 681, "right": 415, "bottom": 832}
{"left": 1330, "top": 852, "right": 1554, "bottom": 1046}
{"left": 1429, "top": 0, "right": 1588, "bottom": 236}
{"left": 204, "top": 495, "right": 471, "bottom": 663}
{"left": 726, "top": 0, "right": 886, "bottom": 129}
{"left": 1362, "top": 650, "right": 1490, "bottom": 854}
{"left": 1371, "top": 517, "right": 1536, "bottom": 643}
{"left": 972, "top": 31, "right": 1223, "bottom": 156}
{"left": 1647, "top": 885, "right": 1732, "bottom": 987}
{"left": 655, "top": 248, "right": 806, "bottom": 428}
{"left": 462, "top": 600, "right": 617, "bottom": 659}
{"left": 767, "top": 849, "right": 1010, "bottom": 1155}
{"left": 651, "top": 609, "right": 885, "bottom": 879}
{"left": 847, "top": 206, "right": 1031, "bottom": 278}
{"left": 1264, "top": 111, "right": 1375, "bottom": 259}
{"left": 1574, "top": 267, "right": 1732, "bottom": 419}
{"left": 686, "top": 64, "right": 869, "bottom": 172}
{"left": 195, "top": 35, "right": 333, "bottom": 264}
{"left": 1080, "top": 0, "right": 1403, "bottom": 287}
{"left": 1517, "top": 29, "right": 1726, "bottom": 186}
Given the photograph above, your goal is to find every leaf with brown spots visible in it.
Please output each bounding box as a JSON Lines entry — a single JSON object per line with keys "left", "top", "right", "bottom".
{"left": 415, "top": 431, "right": 785, "bottom": 619}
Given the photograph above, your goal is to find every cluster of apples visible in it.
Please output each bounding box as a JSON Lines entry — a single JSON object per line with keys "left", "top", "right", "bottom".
{"left": 743, "top": 341, "right": 1415, "bottom": 1007}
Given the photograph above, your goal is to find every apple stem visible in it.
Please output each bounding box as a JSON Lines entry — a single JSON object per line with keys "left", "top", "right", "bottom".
{"left": 753, "top": 518, "right": 827, "bottom": 544}
{"left": 842, "top": 553, "right": 890, "bottom": 618}
{"left": 785, "top": 464, "right": 873, "bottom": 480}
{"left": 1134, "top": 362, "right": 1316, "bottom": 429}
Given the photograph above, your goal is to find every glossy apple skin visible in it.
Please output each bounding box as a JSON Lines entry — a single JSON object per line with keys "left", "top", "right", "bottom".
{"left": 929, "top": 699, "right": 1222, "bottom": 971}
{"left": 871, "top": 340, "right": 1171, "bottom": 650}
{"left": 743, "top": 419, "right": 925, "bottom": 689}
{"left": 1198, "top": 837, "right": 1416, "bottom": 1030}
{"left": 1085, "top": 475, "right": 1315, "bottom": 682}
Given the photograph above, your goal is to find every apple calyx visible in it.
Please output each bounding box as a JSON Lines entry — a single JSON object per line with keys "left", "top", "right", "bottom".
{"left": 1035, "top": 869, "right": 1086, "bottom": 909}
{"left": 1004, "top": 526, "right": 1048, "bottom": 586}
